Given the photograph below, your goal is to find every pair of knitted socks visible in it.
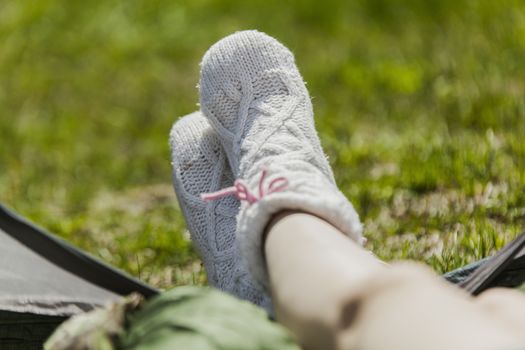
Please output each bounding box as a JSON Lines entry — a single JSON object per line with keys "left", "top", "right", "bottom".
{"left": 170, "top": 31, "right": 363, "bottom": 313}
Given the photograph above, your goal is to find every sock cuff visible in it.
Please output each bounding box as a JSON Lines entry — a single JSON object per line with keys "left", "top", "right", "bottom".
{"left": 237, "top": 184, "right": 364, "bottom": 290}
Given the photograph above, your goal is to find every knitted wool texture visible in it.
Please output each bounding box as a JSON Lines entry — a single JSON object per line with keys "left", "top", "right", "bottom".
{"left": 169, "top": 112, "right": 272, "bottom": 312}
{"left": 199, "top": 30, "right": 364, "bottom": 288}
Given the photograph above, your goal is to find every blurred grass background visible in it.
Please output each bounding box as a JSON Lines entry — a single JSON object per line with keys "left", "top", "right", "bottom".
{"left": 1, "top": 0, "right": 525, "bottom": 289}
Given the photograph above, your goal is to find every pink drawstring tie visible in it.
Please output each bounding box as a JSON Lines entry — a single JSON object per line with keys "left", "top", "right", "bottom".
{"left": 201, "top": 168, "right": 288, "bottom": 204}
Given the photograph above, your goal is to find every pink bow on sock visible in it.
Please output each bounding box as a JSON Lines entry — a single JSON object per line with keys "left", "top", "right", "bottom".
{"left": 201, "top": 168, "right": 288, "bottom": 204}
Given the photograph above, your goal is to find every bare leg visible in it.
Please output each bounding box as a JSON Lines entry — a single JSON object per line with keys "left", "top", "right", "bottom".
{"left": 265, "top": 212, "right": 525, "bottom": 350}
{"left": 476, "top": 288, "right": 525, "bottom": 335}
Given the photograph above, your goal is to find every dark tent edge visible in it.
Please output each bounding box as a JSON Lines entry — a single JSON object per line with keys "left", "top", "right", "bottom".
{"left": 0, "top": 203, "right": 159, "bottom": 299}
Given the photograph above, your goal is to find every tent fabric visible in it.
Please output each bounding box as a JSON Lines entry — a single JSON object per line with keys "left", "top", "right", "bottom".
{"left": 0, "top": 226, "right": 119, "bottom": 316}
{"left": 446, "top": 254, "right": 525, "bottom": 289}
{"left": 0, "top": 311, "right": 66, "bottom": 350}
{"left": 0, "top": 203, "right": 159, "bottom": 349}
{"left": 0, "top": 204, "right": 158, "bottom": 305}
{"left": 443, "top": 232, "right": 525, "bottom": 293}
{"left": 121, "top": 287, "right": 300, "bottom": 350}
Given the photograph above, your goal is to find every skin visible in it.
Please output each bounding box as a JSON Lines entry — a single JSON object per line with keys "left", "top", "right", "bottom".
{"left": 264, "top": 211, "right": 525, "bottom": 350}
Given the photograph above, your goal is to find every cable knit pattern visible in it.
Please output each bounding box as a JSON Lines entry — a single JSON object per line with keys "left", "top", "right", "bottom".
{"left": 199, "top": 30, "right": 364, "bottom": 289}
{"left": 169, "top": 111, "right": 273, "bottom": 313}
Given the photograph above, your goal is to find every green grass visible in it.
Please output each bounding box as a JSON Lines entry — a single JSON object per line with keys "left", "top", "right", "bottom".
{"left": 1, "top": 0, "right": 525, "bottom": 288}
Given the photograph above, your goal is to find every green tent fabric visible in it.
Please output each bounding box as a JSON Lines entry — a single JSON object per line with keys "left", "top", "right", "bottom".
{"left": 46, "top": 287, "right": 300, "bottom": 350}
{"left": 122, "top": 287, "right": 300, "bottom": 350}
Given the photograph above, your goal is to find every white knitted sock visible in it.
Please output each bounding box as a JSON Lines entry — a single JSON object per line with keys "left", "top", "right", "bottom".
{"left": 199, "top": 30, "right": 364, "bottom": 288}
{"left": 169, "top": 111, "right": 272, "bottom": 312}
